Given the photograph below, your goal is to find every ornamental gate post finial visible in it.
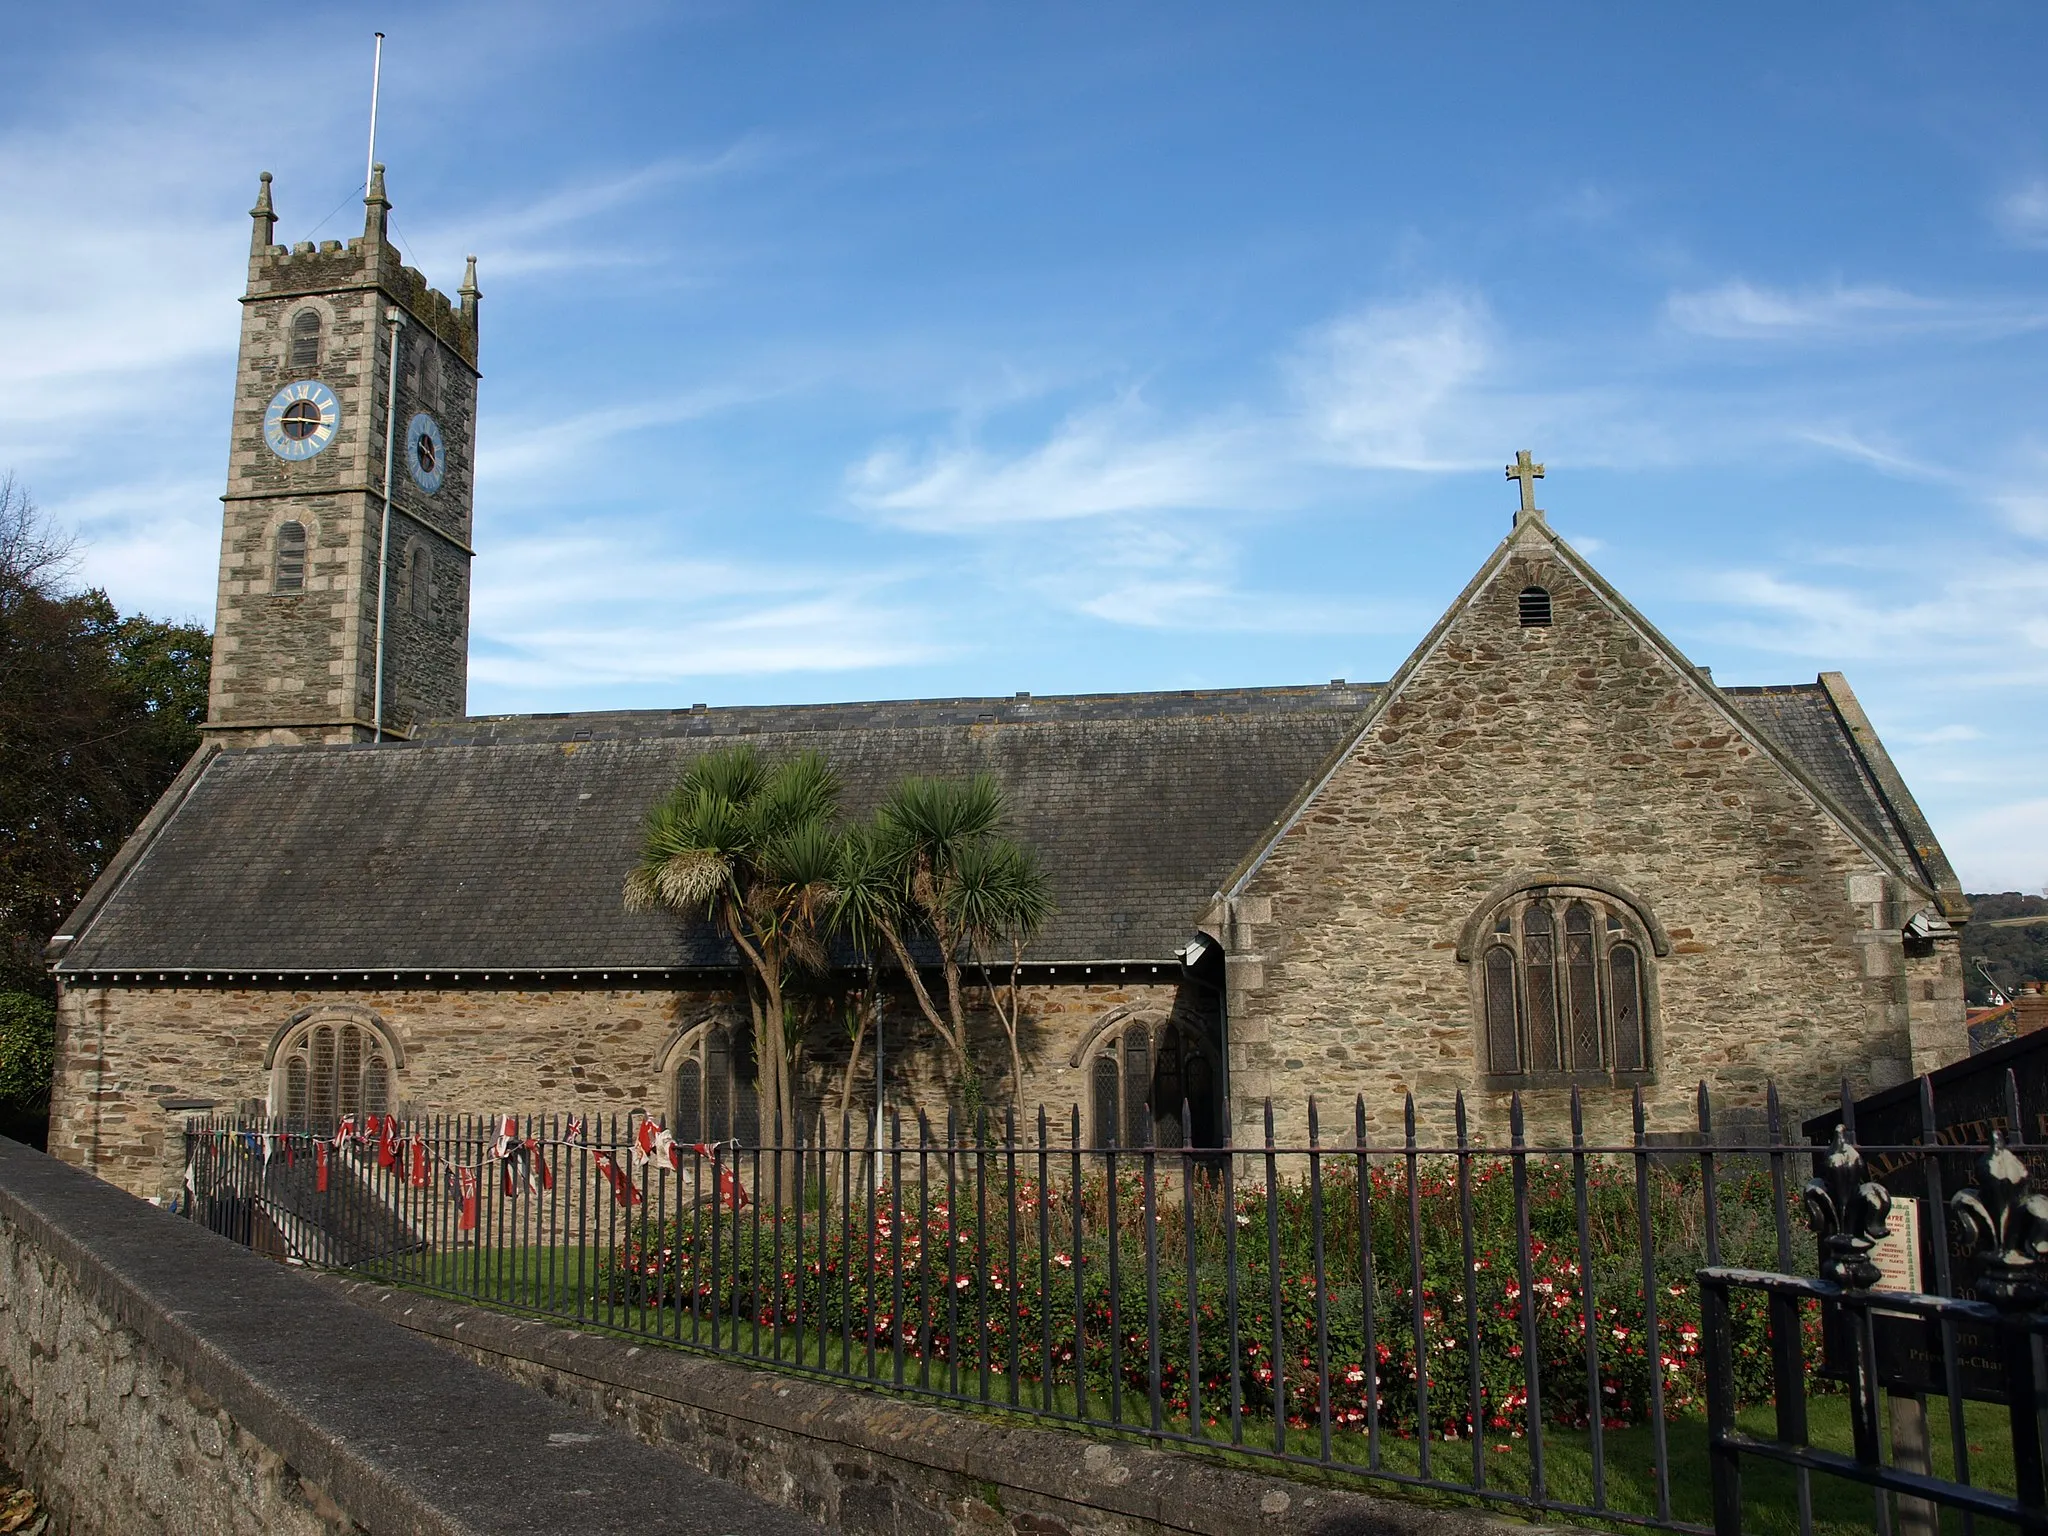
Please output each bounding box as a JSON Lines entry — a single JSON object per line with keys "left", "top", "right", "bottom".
{"left": 1804, "top": 1124, "right": 1893, "bottom": 1289}
{"left": 1506, "top": 450, "right": 1546, "bottom": 527}
{"left": 1950, "top": 1129, "right": 2048, "bottom": 1308}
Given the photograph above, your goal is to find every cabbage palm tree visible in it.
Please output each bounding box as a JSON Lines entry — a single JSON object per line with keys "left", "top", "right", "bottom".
{"left": 945, "top": 835, "right": 1053, "bottom": 1097}
{"left": 624, "top": 745, "right": 840, "bottom": 1173}
{"left": 837, "top": 773, "right": 1053, "bottom": 1101}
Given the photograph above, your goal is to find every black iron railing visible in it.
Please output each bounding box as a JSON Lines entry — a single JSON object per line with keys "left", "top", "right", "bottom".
{"left": 1702, "top": 1073, "right": 2047, "bottom": 1536}
{"left": 183, "top": 1079, "right": 2044, "bottom": 1534}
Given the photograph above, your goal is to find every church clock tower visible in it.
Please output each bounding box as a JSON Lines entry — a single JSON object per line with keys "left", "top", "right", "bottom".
{"left": 204, "top": 165, "right": 479, "bottom": 747}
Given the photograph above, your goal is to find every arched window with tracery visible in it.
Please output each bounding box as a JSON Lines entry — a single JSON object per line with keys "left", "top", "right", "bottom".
{"left": 1087, "top": 1013, "right": 1219, "bottom": 1149}
{"left": 271, "top": 1016, "right": 394, "bottom": 1126}
{"left": 288, "top": 308, "right": 322, "bottom": 369}
{"left": 671, "top": 1020, "right": 761, "bottom": 1146}
{"left": 1477, "top": 888, "right": 1652, "bottom": 1081}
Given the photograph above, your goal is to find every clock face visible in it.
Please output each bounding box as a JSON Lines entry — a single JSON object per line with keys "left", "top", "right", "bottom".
{"left": 406, "top": 412, "right": 446, "bottom": 495}
{"left": 262, "top": 380, "right": 340, "bottom": 461}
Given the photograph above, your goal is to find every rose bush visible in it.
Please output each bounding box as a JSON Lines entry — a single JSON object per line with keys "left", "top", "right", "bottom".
{"left": 595, "top": 1152, "right": 1822, "bottom": 1440}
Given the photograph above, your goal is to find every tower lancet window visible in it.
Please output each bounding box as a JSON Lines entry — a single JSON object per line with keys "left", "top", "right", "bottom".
{"left": 273, "top": 521, "right": 307, "bottom": 593}
{"left": 405, "top": 544, "right": 431, "bottom": 617}
{"left": 288, "top": 309, "right": 322, "bottom": 369}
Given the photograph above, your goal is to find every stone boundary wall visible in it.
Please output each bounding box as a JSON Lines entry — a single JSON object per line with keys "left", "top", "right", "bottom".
{"left": 0, "top": 1137, "right": 813, "bottom": 1535}
{"left": 330, "top": 1279, "right": 1577, "bottom": 1536}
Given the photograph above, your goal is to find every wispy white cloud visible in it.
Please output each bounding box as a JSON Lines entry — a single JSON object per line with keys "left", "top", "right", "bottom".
{"left": 1898, "top": 723, "right": 1986, "bottom": 746}
{"left": 1698, "top": 559, "right": 2048, "bottom": 671}
{"left": 1665, "top": 279, "right": 2047, "bottom": 342}
{"left": 1285, "top": 294, "right": 1493, "bottom": 470}
{"left": 467, "top": 527, "right": 936, "bottom": 695}
{"left": 1667, "top": 280, "right": 1928, "bottom": 337}
{"left": 1994, "top": 178, "right": 2048, "bottom": 249}
{"left": 1793, "top": 429, "right": 1959, "bottom": 483}
{"left": 847, "top": 396, "right": 1284, "bottom": 529}
{"left": 846, "top": 293, "right": 1497, "bottom": 532}
{"left": 405, "top": 139, "right": 774, "bottom": 284}
{"left": 1071, "top": 576, "right": 1416, "bottom": 634}
{"left": 478, "top": 383, "right": 782, "bottom": 486}
{"left": 42, "top": 476, "right": 223, "bottom": 621}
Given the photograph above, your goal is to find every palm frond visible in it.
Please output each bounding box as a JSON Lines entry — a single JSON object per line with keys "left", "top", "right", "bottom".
{"left": 752, "top": 750, "right": 841, "bottom": 843}
{"left": 943, "top": 835, "right": 1053, "bottom": 944}
{"left": 827, "top": 821, "right": 893, "bottom": 950}
{"left": 767, "top": 817, "right": 842, "bottom": 892}
{"left": 681, "top": 743, "right": 765, "bottom": 808}
{"left": 880, "top": 772, "right": 1004, "bottom": 860}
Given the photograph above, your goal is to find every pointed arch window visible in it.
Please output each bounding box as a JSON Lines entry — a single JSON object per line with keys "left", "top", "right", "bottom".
{"left": 671, "top": 1020, "right": 761, "bottom": 1146}
{"left": 288, "top": 308, "right": 322, "bottom": 370}
{"left": 1476, "top": 887, "right": 1653, "bottom": 1081}
{"left": 273, "top": 521, "right": 307, "bottom": 592}
{"left": 1086, "top": 1013, "right": 1219, "bottom": 1149}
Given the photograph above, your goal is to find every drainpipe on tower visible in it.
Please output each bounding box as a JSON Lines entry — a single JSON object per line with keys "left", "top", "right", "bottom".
{"left": 372, "top": 306, "right": 405, "bottom": 742}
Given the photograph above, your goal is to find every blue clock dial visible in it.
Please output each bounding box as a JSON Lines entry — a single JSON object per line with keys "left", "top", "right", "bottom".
{"left": 406, "top": 412, "right": 446, "bottom": 494}
{"left": 263, "top": 380, "right": 340, "bottom": 461}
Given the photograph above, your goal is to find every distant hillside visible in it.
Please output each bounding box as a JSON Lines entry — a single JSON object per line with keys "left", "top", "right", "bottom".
{"left": 1964, "top": 891, "right": 2048, "bottom": 1004}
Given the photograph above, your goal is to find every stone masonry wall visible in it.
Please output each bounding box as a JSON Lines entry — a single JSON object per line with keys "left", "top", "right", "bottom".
{"left": 1224, "top": 521, "right": 1967, "bottom": 1149}
{"left": 334, "top": 1278, "right": 1550, "bottom": 1536}
{"left": 0, "top": 1218, "right": 348, "bottom": 1536}
{"left": 208, "top": 178, "right": 475, "bottom": 747}
{"left": 49, "top": 974, "right": 1187, "bottom": 1201}
{"left": 0, "top": 1136, "right": 815, "bottom": 1536}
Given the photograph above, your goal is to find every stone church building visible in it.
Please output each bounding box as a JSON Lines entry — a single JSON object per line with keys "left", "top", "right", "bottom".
{"left": 46, "top": 174, "right": 1971, "bottom": 1200}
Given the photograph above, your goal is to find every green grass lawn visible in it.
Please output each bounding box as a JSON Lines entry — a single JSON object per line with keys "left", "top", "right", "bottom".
{"left": 356, "top": 1250, "right": 2022, "bottom": 1535}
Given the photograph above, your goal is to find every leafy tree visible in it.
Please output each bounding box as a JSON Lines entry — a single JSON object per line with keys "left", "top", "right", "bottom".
{"left": 0, "top": 475, "right": 211, "bottom": 999}
{"left": 624, "top": 745, "right": 841, "bottom": 1174}
{"left": 0, "top": 990, "right": 55, "bottom": 1147}
{"left": 1963, "top": 890, "right": 2048, "bottom": 1004}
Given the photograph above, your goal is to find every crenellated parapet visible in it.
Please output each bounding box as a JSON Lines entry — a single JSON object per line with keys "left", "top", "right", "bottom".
{"left": 242, "top": 164, "right": 479, "bottom": 368}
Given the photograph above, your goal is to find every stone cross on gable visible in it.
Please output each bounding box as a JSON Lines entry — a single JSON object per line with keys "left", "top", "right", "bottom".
{"left": 1506, "top": 450, "right": 1545, "bottom": 525}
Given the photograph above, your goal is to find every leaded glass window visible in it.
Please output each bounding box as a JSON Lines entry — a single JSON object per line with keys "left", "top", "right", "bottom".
{"left": 676, "top": 1059, "right": 704, "bottom": 1143}
{"left": 1477, "top": 888, "right": 1656, "bottom": 1081}
{"left": 672, "top": 1022, "right": 761, "bottom": 1145}
{"left": 1524, "top": 904, "right": 1560, "bottom": 1072}
{"left": 1483, "top": 945, "right": 1520, "bottom": 1073}
{"left": 273, "top": 1018, "right": 393, "bottom": 1127}
{"left": 1611, "top": 945, "right": 1646, "bottom": 1071}
{"left": 1091, "top": 1057, "right": 1120, "bottom": 1147}
{"left": 1089, "top": 1014, "right": 1220, "bottom": 1149}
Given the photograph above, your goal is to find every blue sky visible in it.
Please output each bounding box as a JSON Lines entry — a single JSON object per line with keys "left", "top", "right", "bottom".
{"left": 4, "top": 4, "right": 2047, "bottom": 891}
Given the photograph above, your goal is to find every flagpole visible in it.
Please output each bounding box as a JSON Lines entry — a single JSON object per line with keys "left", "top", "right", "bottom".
{"left": 365, "top": 32, "right": 384, "bottom": 195}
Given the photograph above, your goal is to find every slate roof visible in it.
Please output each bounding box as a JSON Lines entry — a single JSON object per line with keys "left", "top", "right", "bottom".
{"left": 54, "top": 686, "right": 1377, "bottom": 975}
{"left": 1720, "top": 684, "right": 1926, "bottom": 881}
{"left": 52, "top": 677, "right": 1943, "bottom": 978}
